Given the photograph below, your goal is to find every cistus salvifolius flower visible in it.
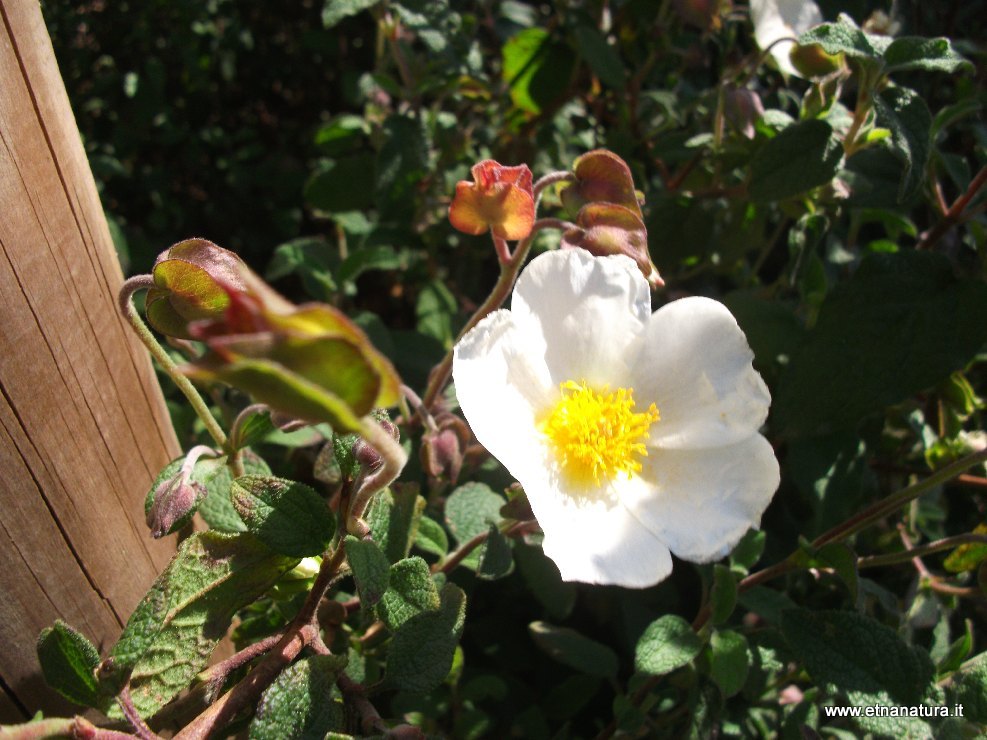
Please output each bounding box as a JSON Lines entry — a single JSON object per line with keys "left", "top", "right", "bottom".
{"left": 452, "top": 249, "right": 780, "bottom": 588}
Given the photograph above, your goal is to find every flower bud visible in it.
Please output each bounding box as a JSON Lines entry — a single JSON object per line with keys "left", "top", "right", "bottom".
{"left": 789, "top": 43, "right": 845, "bottom": 78}
{"left": 352, "top": 418, "right": 400, "bottom": 470}
{"left": 561, "top": 203, "right": 663, "bottom": 288}
{"left": 724, "top": 86, "right": 764, "bottom": 140}
{"left": 448, "top": 160, "right": 535, "bottom": 240}
{"left": 560, "top": 150, "right": 643, "bottom": 219}
{"left": 673, "top": 0, "right": 732, "bottom": 31}
{"left": 145, "top": 238, "right": 250, "bottom": 339}
{"left": 420, "top": 414, "right": 470, "bottom": 484}
{"left": 144, "top": 446, "right": 214, "bottom": 537}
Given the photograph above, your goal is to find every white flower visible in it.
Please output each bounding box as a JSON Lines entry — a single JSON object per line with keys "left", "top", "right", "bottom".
{"left": 751, "top": 0, "right": 823, "bottom": 77}
{"left": 452, "top": 249, "right": 780, "bottom": 588}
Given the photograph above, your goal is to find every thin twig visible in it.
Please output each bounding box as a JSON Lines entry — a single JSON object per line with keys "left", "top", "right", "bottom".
{"left": 118, "top": 684, "right": 160, "bottom": 740}
{"left": 198, "top": 632, "right": 284, "bottom": 702}
{"left": 858, "top": 532, "right": 987, "bottom": 570}
{"left": 917, "top": 164, "right": 987, "bottom": 250}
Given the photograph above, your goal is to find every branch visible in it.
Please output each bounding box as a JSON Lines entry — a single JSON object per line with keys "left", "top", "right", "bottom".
{"left": 917, "top": 164, "right": 987, "bottom": 250}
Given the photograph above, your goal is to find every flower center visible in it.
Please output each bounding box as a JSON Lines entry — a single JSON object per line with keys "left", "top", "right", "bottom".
{"left": 540, "top": 380, "right": 659, "bottom": 486}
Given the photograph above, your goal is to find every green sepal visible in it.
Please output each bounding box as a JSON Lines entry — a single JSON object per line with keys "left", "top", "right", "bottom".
{"left": 231, "top": 475, "right": 335, "bottom": 558}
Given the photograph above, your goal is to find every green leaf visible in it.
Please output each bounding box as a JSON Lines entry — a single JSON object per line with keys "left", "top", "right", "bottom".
{"left": 937, "top": 622, "right": 973, "bottom": 676}
{"left": 367, "top": 486, "right": 426, "bottom": 563}
{"left": 476, "top": 524, "right": 514, "bottom": 581}
{"left": 775, "top": 251, "right": 987, "bottom": 436}
{"left": 883, "top": 36, "right": 973, "bottom": 74}
{"left": 231, "top": 410, "right": 278, "bottom": 451}
{"left": 797, "top": 14, "right": 891, "bottom": 62}
{"left": 729, "top": 529, "right": 766, "bottom": 573}
{"left": 314, "top": 114, "right": 368, "bottom": 156}
{"left": 103, "top": 532, "right": 298, "bottom": 716}
{"left": 304, "top": 155, "right": 376, "bottom": 214}
{"left": 944, "top": 524, "right": 987, "bottom": 573}
{"left": 815, "top": 542, "right": 859, "bottom": 602}
{"left": 721, "top": 293, "right": 805, "bottom": 383}
{"left": 572, "top": 25, "right": 625, "bottom": 88}
{"left": 266, "top": 237, "right": 337, "bottom": 300}
{"left": 749, "top": 119, "right": 843, "bottom": 203}
{"left": 385, "top": 583, "right": 466, "bottom": 693}
{"left": 781, "top": 609, "right": 938, "bottom": 709}
{"left": 378, "top": 557, "right": 440, "bottom": 631}
{"left": 322, "top": 0, "right": 380, "bottom": 29}
{"left": 710, "top": 565, "right": 738, "bottom": 625}
{"left": 444, "top": 482, "right": 504, "bottom": 571}
{"left": 708, "top": 630, "right": 749, "bottom": 698}
{"left": 336, "top": 245, "right": 404, "bottom": 287}
{"left": 37, "top": 621, "right": 100, "bottom": 708}
{"left": 950, "top": 653, "right": 987, "bottom": 723}
{"left": 375, "top": 114, "right": 429, "bottom": 220}
{"left": 502, "top": 28, "right": 576, "bottom": 114}
{"left": 529, "top": 621, "right": 618, "bottom": 680}
{"left": 872, "top": 86, "right": 932, "bottom": 202}
{"left": 416, "top": 279, "right": 458, "bottom": 348}
{"left": 634, "top": 615, "right": 703, "bottom": 676}
{"left": 231, "top": 476, "right": 335, "bottom": 558}
{"left": 197, "top": 452, "right": 270, "bottom": 533}
{"left": 515, "top": 543, "right": 576, "bottom": 621}
{"left": 414, "top": 515, "right": 449, "bottom": 558}
{"left": 344, "top": 535, "right": 390, "bottom": 607}
{"left": 249, "top": 655, "right": 347, "bottom": 739}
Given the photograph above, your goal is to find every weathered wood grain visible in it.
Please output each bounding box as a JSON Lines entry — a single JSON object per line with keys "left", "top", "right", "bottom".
{"left": 0, "top": 0, "right": 180, "bottom": 717}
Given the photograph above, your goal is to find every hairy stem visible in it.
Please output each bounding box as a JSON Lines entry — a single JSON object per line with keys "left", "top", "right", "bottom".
{"left": 119, "top": 276, "right": 229, "bottom": 449}
{"left": 346, "top": 416, "right": 408, "bottom": 536}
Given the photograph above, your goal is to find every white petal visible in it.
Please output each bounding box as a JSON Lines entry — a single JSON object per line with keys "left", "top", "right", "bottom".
{"left": 525, "top": 464, "right": 673, "bottom": 588}
{"left": 630, "top": 296, "right": 770, "bottom": 450}
{"left": 751, "top": 0, "right": 822, "bottom": 77}
{"left": 452, "top": 310, "right": 554, "bottom": 482}
{"left": 621, "top": 435, "right": 780, "bottom": 563}
{"left": 511, "top": 249, "right": 651, "bottom": 388}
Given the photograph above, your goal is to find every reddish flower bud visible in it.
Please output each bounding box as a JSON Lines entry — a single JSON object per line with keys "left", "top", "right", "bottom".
{"left": 420, "top": 414, "right": 470, "bottom": 484}
{"left": 448, "top": 160, "right": 535, "bottom": 241}
{"left": 144, "top": 446, "right": 213, "bottom": 538}
{"left": 561, "top": 203, "right": 663, "bottom": 288}
{"left": 724, "top": 86, "right": 765, "bottom": 140}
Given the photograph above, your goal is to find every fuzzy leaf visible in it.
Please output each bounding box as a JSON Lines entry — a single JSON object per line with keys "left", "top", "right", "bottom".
{"left": 775, "top": 251, "right": 987, "bottom": 436}
{"left": 797, "top": 15, "right": 891, "bottom": 62}
{"left": 345, "top": 535, "right": 391, "bottom": 608}
{"left": 749, "top": 119, "right": 843, "bottom": 202}
{"left": 444, "top": 482, "right": 504, "bottom": 571}
{"left": 231, "top": 476, "right": 335, "bottom": 558}
{"left": 103, "top": 532, "right": 297, "bottom": 716}
{"left": 378, "top": 557, "right": 440, "bottom": 631}
{"left": 249, "top": 655, "right": 347, "bottom": 739}
{"left": 197, "top": 452, "right": 270, "bottom": 533}
{"left": 873, "top": 86, "right": 932, "bottom": 202}
{"left": 635, "top": 615, "right": 703, "bottom": 676}
{"left": 476, "top": 524, "right": 514, "bottom": 581}
{"left": 37, "top": 621, "right": 100, "bottom": 708}
{"left": 529, "top": 622, "right": 618, "bottom": 680}
{"left": 883, "top": 36, "right": 972, "bottom": 74}
{"left": 709, "top": 630, "right": 750, "bottom": 698}
{"left": 322, "top": 0, "right": 380, "bottom": 28}
{"left": 367, "top": 486, "right": 426, "bottom": 563}
{"left": 385, "top": 583, "right": 466, "bottom": 693}
{"left": 414, "top": 515, "right": 449, "bottom": 558}
{"left": 781, "top": 609, "right": 937, "bottom": 708}
{"left": 710, "top": 565, "right": 738, "bottom": 625}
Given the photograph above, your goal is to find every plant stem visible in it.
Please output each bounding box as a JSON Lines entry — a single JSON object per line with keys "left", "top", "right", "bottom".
{"left": 119, "top": 276, "right": 229, "bottom": 449}
{"left": 345, "top": 416, "right": 408, "bottom": 536}
{"left": 118, "top": 684, "right": 160, "bottom": 740}
{"left": 175, "top": 544, "right": 347, "bottom": 739}
{"left": 858, "top": 533, "right": 987, "bottom": 570}
{"left": 421, "top": 218, "right": 559, "bottom": 410}
{"left": 917, "top": 164, "right": 987, "bottom": 250}
{"left": 812, "top": 445, "right": 987, "bottom": 549}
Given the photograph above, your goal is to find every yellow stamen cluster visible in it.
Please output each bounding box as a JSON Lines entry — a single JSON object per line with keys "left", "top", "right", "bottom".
{"left": 540, "top": 380, "right": 659, "bottom": 486}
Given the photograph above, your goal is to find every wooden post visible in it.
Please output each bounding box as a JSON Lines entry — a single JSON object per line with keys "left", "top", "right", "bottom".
{"left": 0, "top": 0, "right": 180, "bottom": 719}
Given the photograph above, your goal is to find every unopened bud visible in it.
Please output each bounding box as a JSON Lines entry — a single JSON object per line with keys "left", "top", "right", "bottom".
{"left": 144, "top": 446, "right": 213, "bottom": 538}
{"left": 420, "top": 414, "right": 470, "bottom": 484}
{"left": 352, "top": 418, "right": 400, "bottom": 470}
{"left": 789, "top": 43, "right": 845, "bottom": 79}
{"left": 724, "top": 86, "right": 764, "bottom": 140}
